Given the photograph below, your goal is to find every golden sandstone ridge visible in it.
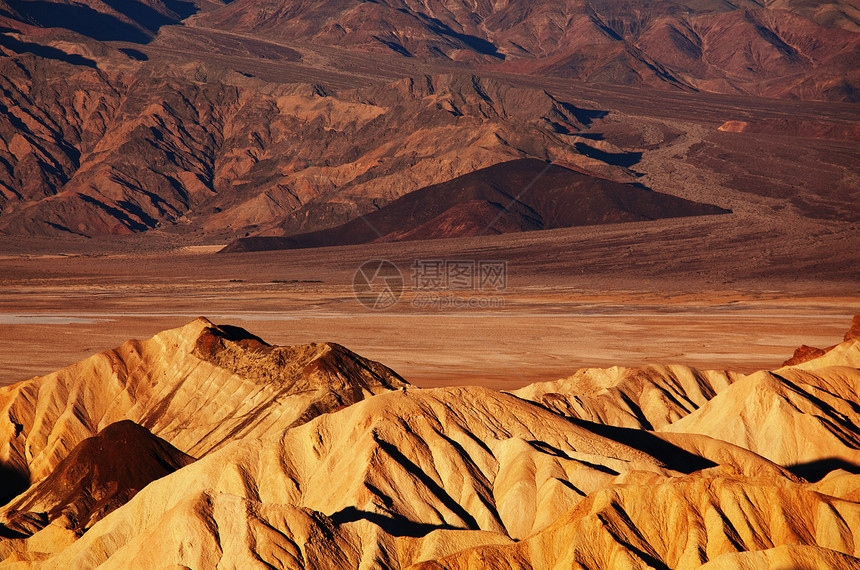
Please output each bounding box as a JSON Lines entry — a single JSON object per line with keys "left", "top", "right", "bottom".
{"left": 1, "top": 317, "right": 859, "bottom": 569}
{"left": 0, "top": 318, "right": 406, "bottom": 492}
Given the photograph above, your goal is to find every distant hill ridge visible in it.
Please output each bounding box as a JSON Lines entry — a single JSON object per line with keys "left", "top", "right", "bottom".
{"left": 221, "top": 158, "right": 730, "bottom": 252}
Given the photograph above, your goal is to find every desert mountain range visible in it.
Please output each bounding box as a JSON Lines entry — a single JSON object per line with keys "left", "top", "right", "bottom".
{"left": 0, "top": 316, "right": 858, "bottom": 568}
{"left": 193, "top": 0, "right": 860, "bottom": 98}
{"left": 0, "top": 0, "right": 858, "bottom": 245}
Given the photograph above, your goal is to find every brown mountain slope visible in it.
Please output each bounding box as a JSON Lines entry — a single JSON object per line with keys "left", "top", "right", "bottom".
{"left": 2, "top": 0, "right": 203, "bottom": 44}
{"left": 221, "top": 158, "right": 729, "bottom": 252}
{"left": 0, "top": 0, "right": 857, "bottom": 250}
{"left": 0, "top": 420, "right": 194, "bottom": 535}
{"left": 191, "top": 0, "right": 860, "bottom": 101}
{"left": 1, "top": 13, "right": 856, "bottom": 243}
{"left": 530, "top": 4, "right": 860, "bottom": 101}
{"left": 0, "top": 318, "right": 406, "bottom": 487}
{"left": 0, "top": 52, "right": 614, "bottom": 238}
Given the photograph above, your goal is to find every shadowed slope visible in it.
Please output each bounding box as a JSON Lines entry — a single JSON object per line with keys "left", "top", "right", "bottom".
{"left": 0, "top": 421, "right": 194, "bottom": 535}
{"left": 221, "top": 158, "right": 729, "bottom": 252}
{"left": 4, "top": 0, "right": 199, "bottom": 43}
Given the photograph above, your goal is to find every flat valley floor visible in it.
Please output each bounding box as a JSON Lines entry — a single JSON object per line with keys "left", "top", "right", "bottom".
{"left": 2, "top": 217, "right": 857, "bottom": 389}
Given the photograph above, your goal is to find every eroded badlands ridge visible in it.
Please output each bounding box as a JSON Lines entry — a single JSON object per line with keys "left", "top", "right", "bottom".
{"left": 0, "top": 317, "right": 859, "bottom": 568}
{"left": 0, "top": 318, "right": 406, "bottom": 486}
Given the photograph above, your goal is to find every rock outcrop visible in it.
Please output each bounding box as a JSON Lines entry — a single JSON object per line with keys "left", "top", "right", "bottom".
{"left": 1, "top": 420, "right": 194, "bottom": 535}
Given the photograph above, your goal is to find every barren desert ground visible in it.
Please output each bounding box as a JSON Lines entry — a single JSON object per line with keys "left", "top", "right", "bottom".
{"left": 2, "top": 215, "right": 857, "bottom": 389}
